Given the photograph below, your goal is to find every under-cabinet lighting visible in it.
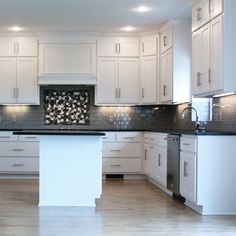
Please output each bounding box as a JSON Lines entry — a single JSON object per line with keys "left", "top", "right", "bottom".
{"left": 120, "top": 26, "right": 136, "bottom": 32}
{"left": 133, "top": 5, "right": 152, "bottom": 13}
{"left": 212, "top": 92, "right": 235, "bottom": 98}
{"left": 8, "top": 26, "right": 24, "bottom": 32}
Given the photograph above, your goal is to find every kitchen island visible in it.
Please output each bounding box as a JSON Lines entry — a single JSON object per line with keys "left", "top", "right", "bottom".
{"left": 13, "top": 130, "right": 105, "bottom": 207}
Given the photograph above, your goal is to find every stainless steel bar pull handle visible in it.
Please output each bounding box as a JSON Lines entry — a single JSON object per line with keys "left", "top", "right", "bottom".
{"left": 197, "top": 72, "right": 202, "bottom": 86}
{"left": 158, "top": 153, "right": 161, "bottom": 167}
{"left": 123, "top": 137, "right": 135, "bottom": 139}
{"left": 142, "top": 43, "right": 144, "bottom": 53}
{"left": 182, "top": 143, "right": 190, "bottom": 146}
{"left": 118, "top": 43, "right": 121, "bottom": 54}
{"left": 142, "top": 88, "right": 144, "bottom": 98}
{"left": 163, "top": 35, "right": 167, "bottom": 46}
{"left": 208, "top": 68, "right": 211, "bottom": 84}
{"left": 163, "top": 85, "right": 167, "bottom": 96}
{"left": 110, "top": 149, "right": 121, "bottom": 152}
{"left": 184, "top": 161, "right": 188, "bottom": 177}
{"left": 13, "top": 149, "right": 24, "bottom": 152}
{"left": 197, "top": 7, "right": 202, "bottom": 21}
{"left": 0, "top": 136, "right": 11, "bottom": 138}
{"left": 118, "top": 88, "right": 121, "bottom": 98}
{"left": 12, "top": 164, "right": 24, "bottom": 167}
{"left": 110, "top": 164, "right": 121, "bottom": 167}
{"left": 115, "top": 88, "right": 118, "bottom": 98}
{"left": 115, "top": 43, "right": 118, "bottom": 54}
{"left": 26, "top": 137, "right": 37, "bottom": 139}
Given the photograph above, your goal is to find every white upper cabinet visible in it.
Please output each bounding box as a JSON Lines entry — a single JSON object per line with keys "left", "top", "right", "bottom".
{"left": 39, "top": 43, "right": 96, "bottom": 76}
{"left": 0, "top": 58, "right": 38, "bottom": 104}
{"left": 192, "top": 0, "right": 223, "bottom": 32}
{"left": 140, "top": 35, "right": 159, "bottom": 105}
{"left": 140, "top": 35, "right": 158, "bottom": 57}
{"left": 141, "top": 56, "right": 158, "bottom": 104}
{"left": 159, "top": 20, "right": 191, "bottom": 104}
{"left": 118, "top": 58, "right": 139, "bottom": 104}
{"left": 0, "top": 36, "right": 38, "bottom": 105}
{"left": 0, "top": 37, "right": 37, "bottom": 57}
{"left": 96, "top": 58, "right": 139, "bottom": 105}
{"left": 97, "top": 37, "right": 139, "bottom": 57}
{"left": 192, "top": 0, "right": 236, "bottom": 96}
{"left": 160, "top": 28, "right": 173, "bottom": 54}
{"left": 16, "top": 58, "right": 39, "bottom": 104}
{"left": 211, "top": 0, "right": 223, "bottom": 19}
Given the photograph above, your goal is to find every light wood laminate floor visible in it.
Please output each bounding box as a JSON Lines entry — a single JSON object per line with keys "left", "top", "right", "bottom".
{"left": 0, "top": 179, "right": 235, "bottom": 236}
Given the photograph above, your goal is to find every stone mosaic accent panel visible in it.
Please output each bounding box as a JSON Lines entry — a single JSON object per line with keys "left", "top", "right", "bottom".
{"left": 44, "top": 90, "right": 89, "bottom": 125}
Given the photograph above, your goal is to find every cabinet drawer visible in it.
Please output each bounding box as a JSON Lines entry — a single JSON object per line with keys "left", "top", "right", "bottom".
{"left": 102, "top": 158, "right": 141, "bottom": 173}
{"left": 116, "top": 132, "right": 141, "bottom": 142}
{"left": 18, "top": 135, "right": 40, "bottom": 142}
{"left": 103, "top": 143, "right": 141, "bottom": 157}
{"left": 0, "top": 142, "right": 39, "bottom": 157}
{"left": 0, "top": 132, "right": 18, "bottom": 141}
{"left": 180, "top": 137, "right": 197, "bottom": 153}
{"left": 155, "top": 133, "right": 168, "bottom": 147}
{"left": 0, "top": 157, "right": 39, "bottom": 173}
{"left": 102, "top": 132, "right": 116, "bottom": 142}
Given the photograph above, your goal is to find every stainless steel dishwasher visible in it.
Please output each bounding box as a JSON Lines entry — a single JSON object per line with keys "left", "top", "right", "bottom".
{"left": 167, "top": 134, "right": 180, "bottom": 195}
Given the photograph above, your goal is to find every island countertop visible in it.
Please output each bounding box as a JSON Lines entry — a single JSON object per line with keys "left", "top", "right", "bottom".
{"left": 13, "top": 130, "right": 105, "bottom": 136}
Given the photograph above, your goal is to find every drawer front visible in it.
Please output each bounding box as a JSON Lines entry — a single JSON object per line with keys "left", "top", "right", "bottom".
{"left": 0, "top": 132, "right": 18, "bottom": 141}
{"left": 180, "top": 137, "right": 197, "bottom": 153}
{"left": 102, "top": 158, "right": 141, "bottom": 173}
{"left": 143, "top": 133, "right": 157, "bottom": 144}
{"left": 18, "top": 135, "right": 40, "bottom": 142}
{"left": 0, "top": 142, "right": 39, "bottom": 157}
{"left": 0, "top": 157, "right": 39, "bottom": 172}
{"left": 116, "top": 132, "right": 141, "bottom": 142}
{"left": 155, "top": 133, "right": 168, "bottom": 147}
{"left": 103, "top": 143, "right": 141, "bottom": 157}
{"left": 102, "top": 132, "right": 116, "bottom": 142}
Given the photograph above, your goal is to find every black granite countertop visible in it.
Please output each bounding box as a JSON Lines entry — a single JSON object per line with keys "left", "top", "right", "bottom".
{"left": 13, "top": 130, "right": 105, "bottom": 136}
{"left": 3, "top": 128, "right": 236, "bottom": 136}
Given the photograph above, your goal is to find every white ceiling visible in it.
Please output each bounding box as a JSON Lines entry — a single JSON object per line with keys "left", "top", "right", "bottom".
{"left": 0, "top": 0, "right": 192, "bottom": 33}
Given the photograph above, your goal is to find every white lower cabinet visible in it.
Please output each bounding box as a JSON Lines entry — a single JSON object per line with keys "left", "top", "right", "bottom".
{"left": 143, "top": 132, "right": 168, "bottom": 188}
{"left": 180, "top": 152, "right": 197, "bottom": 202}
{"left": 0, "top": 132, "right": 39, "bottom": 174}
{"left": 102, "top": 132, "right": 142, "bottom": 174}
{"left": 180, "top": 135, "right": 236, "bottom": 215}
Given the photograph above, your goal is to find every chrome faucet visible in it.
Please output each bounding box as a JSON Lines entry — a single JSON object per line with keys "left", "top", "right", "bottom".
{"left": 181, "top": 106, "right": 205, "bottom": 132}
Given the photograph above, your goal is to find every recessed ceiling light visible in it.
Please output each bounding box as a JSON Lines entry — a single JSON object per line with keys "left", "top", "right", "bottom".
{"left": 120, "top": 26, "right": 136, "bottom": 32}
{"left": 133, "top": 5, "right": 152, "bottom": 13}
{"left": 8, "top": 26, "right": 24, "bottom": 32}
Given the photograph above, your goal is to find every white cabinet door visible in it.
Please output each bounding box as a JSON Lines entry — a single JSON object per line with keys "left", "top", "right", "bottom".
{"left": 42, "top": 45, "right": 67, "bottom": 74}
{"left": 160, "top": 49, "right": 173, "bottom": 103}
{"left": 118, "top": 58, "right": 139, "bottom": 104}
{"left": 180, "top": 152, "right": 197, "bottom": 202}
{"left": 96, "top": 58, "right": 118, "bottom": 104}
{"left": 156, "top": 146, "right": 167, "bottom": 187}
{"left": 192, "top": 23, "right": 211, "bottom": 96}
{"left": 0, "top": 37, "right": 15, "bottom": 56}
{"left": 0, "top": 58, "right": 16, "bottom": 104}
{"left": 141, "top": 56, "right": 157, "bottom": 104}
{"left": 17, "top": 37, "right": 38, "bottom": 57}
{"left": 141, "top": 36, "right": 157, "bottom": 56}
{"left": 17, "top": 58, "right": 39, "bottom": 104}
{"left": 97, "top": 38, "right": 139, "bottom": 57}
{"left": 211, "top": 0, "right": 223, "bottom": 19}
{"left": 210, "top": 15, "right": 223, "bottom": 93}
{"left": 97, "top": 38, "right": 118, "bottom": 57}
{"left": 67, "top": 44, "right": 96, "bottom": 75}
{"left": 192, "top": 0, "right": 211, "bottom": 32}
{"left": 119, "top": 38, "right": 139, "bottom": 57}
{"left": 160, "top": 28, "right": 172, "bottom": 54}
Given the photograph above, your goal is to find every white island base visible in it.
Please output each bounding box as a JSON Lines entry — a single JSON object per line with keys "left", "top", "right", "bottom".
{"left": 39, "top": 135, "right": 102, "bottom": 207}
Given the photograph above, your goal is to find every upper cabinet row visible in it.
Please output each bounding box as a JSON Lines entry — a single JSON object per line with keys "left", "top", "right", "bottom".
{"left": 192, "top": 0, "right": 236, "bottom": 97}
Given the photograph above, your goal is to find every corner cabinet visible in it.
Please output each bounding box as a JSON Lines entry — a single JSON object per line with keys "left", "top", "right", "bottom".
{"left": 96, "top": 37, "right": 140, "bottom": 105}
{"left": 140, "top": 35, "right": 159, "bottom": 104}
{"left": 0, "top": 37, "right": 39, "bottom": 105}
{"left": 159, "top": 21, "right": 191, "bottom": 104}
{"left": 192, "top": 1, "right": 236, "bottom": 97}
